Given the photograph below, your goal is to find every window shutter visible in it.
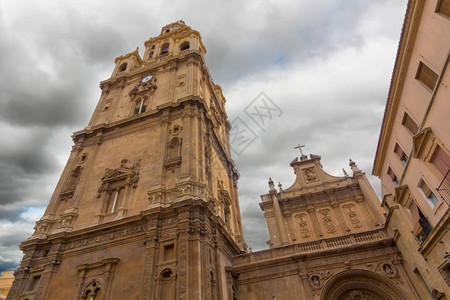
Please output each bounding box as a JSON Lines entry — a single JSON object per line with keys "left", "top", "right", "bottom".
{"left": 417, "top": 62, "right": 439, "bottom": 91}
{"left": 394, "top": 143, "right": 404, "bottom": 158}
{"left": 438, "top": 0, "right": 450, "bottom": 18}
{"left": 387, "top": 167, "right": 396, "bottom": 181}
{"left": 431, "top": 145, "right": 450, "bottom": 177}
{"left": 402, "top": 113, "right": 419, "bottom": 135}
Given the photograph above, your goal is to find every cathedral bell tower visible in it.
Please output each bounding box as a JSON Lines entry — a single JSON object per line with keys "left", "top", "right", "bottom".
{"left": 9, "top": 21, "right": 246, "bottom": 300}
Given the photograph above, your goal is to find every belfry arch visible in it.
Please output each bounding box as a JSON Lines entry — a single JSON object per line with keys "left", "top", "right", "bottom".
{"left": 319, "top": 269, "right": 407, "bottom": 300}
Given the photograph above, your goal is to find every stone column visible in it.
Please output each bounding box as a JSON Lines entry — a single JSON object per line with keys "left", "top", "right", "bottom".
{"left": 330, "top": 200, "right": 348, "bottom": 233}
{"left": 307, "top": 205, "right": 322, "bottom": 238}
{"left": 284, "top": 212, "right": 294, "bottom": 242}
{"left": 142, "top": 222, "right": 158, "bottom": 300}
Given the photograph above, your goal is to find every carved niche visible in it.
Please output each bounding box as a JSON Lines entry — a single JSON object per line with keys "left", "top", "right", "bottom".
{"left": 60, "top": 166, "right": 83, "bottom": 201}
{"left": 217, "top": 179, "right": 232, "bottom": 224}
{"left": 164, "top": 136, "right": 182, "bottom": 170}
{"left": 307, "top": 271, "right": 333, "bottom": 291}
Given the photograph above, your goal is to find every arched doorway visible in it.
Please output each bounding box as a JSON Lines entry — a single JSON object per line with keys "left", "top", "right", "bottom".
{"left": 320, "top": 269, "right": 407, "bottom": 300}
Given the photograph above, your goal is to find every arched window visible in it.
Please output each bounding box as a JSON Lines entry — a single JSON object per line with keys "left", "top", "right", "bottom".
{"left": 81, "top": 281, "right": 102, "bottom": 300}
{"left": 119, "top": 63, "right": 127, "bottom": 72}
{"left": 159, "top": 269, "right": 175, "bottom": 299}
{"left": 180, "top": 41, "right": 190, "bottom": 51}
{"left": 160, "top": 43, "right": 169, "bottom": 55}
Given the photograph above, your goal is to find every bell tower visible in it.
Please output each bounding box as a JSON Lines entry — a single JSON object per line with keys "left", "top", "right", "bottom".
{"left": 9, "top": 21, "right": 246, "bottom": 300}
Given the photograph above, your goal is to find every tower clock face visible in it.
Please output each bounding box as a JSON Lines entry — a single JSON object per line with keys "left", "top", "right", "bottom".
{"left": 141, "top": 75, "right": 152, "bottom": 83}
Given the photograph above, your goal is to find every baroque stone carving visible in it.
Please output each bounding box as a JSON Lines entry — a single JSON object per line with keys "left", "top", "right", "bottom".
{"left": 307, "top": 271, "right": 333, "bottom": 291}
{"left": 295, "top": 213, "right": 311, "bottom": 238}
{"left": 66, "top": 226, "right": 144, "bottom": 251}
{"left": 375, "top": 261, "right": 398, "bottom": 278}
{"left": 128, "top": 75, "right": 157, "bottom": 100}
{"left": 60, "top": 165, "right": 83, "bottom": 200}
{"left": 343, "top": 204, "right": 362, "bottom": 228}
{"left": 97, "top": 159, "right": 140, "bottom": 198}
{"left": 319, "top": 209, "right": 336, "bottom": 233}
{"left": 148, "top": 191, "right": 163, "bottom": 204}
{"left": 303, "top": 167, "right": 318, "bottom": 182}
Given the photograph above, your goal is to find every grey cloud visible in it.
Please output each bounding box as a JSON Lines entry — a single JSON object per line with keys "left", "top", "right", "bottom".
{"left": 0, "top": 0, "right": 408, "bottom": 268}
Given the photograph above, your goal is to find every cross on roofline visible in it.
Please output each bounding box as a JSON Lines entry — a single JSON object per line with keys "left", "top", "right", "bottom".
{"left": 294, "top": 144, "right": 308, "bottom": 161}
{"left": 294, "top": 144, "right": 306, "bottom": 156}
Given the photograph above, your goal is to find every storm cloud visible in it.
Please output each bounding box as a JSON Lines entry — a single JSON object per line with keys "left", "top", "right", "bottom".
{"left": 0, "top": 0, "right": 407, "bottom": 270}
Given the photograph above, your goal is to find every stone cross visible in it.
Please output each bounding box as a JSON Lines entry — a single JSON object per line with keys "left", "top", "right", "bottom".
{"left": 294, "top": 144, "right": 307, "bottom": 160}
{"left": 294, "top": 144, "right": 305, "bottom": 156}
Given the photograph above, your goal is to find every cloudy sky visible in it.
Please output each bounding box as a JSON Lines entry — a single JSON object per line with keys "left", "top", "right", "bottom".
{"left": 0, "top": 0, "right": 407, "bottom": 271}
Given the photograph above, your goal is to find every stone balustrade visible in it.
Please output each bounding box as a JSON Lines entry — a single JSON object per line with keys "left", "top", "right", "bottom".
{"left": 234, "top": 229, "right": 389, "bottom": 266}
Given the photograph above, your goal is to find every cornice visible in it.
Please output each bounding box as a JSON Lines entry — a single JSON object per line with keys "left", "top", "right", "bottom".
{"left": 373, "top": 0, "right": 425, "bottom": 176}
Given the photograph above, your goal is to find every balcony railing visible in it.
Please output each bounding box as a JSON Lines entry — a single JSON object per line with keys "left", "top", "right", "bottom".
{"left": 234, "top": 229, "right": 389, "bottom": 266}
{"left": 437, "top": 169, "right": 450, "bottom": 206}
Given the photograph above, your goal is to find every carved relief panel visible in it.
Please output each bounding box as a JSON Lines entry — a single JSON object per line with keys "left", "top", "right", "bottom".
{"left": 318, "top": 209, "right": 337, "bottom": 234}
{"left": 294, "top": 213, "right": 312, "bottom": 238}
{"left": 342, "top": 204, "right": 362, "bottom": 229}
{"left": 302, "top": 166, "right": 319, "bottom": 183}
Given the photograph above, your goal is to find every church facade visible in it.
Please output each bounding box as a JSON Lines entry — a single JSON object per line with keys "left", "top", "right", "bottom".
{"left": 8, "top": 21, "right": 425, "bottom": 300}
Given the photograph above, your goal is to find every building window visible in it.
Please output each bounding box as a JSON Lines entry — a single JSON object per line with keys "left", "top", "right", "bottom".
{"left": 436, "top": 0, "right": 450, "bottom": 18}
{"left": 430, "top": 145, "right": 450, "bottom": 177}
{"left": 81, "top": 281, "right": 102, "bottom": 300}
{"left": 394, "top": 143, "right": 408, "bottom": 164}
{"left": 416, "top": 61, "right": 439, "bottom": 91}
{"left": 163, "top": 244, "right": 175, "bottom": 261}
{"left": 119, "top": 63, "right": 127, "bottom": 72}
{"left": 160, "top": 43, "right": 169, "bottom": 55}
{"left": 401, "top": 112, "right": 419, "bottom": 135}
{"left": 180, "top": 41, "right": 190, "bottom": 51}
{"left": 418, "top": 179, "right": 438, "bottom": 208}
{"left": 27, "top": 275, "right": 41, "bottom": 291}
{"left": 134, "top": 98, "right": 147, "bottom": 114}
{"left": 414, "top": 268, "right": 432, "bottom": 296}
{"left": 106, "top": 188, "right": 124, "bottom": 214}
{"left": 387, "top": 167, "right": 399, "bottom": 185}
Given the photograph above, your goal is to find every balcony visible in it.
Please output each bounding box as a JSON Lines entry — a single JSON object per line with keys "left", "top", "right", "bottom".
{"left": 233, "top": 229, "right": 390, "bottom": 266}
{"left": 437, "top": 169, "right": 450, "bottom": 206}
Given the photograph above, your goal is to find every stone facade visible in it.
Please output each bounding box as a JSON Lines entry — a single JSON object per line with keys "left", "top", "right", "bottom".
{"left": 233, "top": 154, "right": 420, "bottom": 299}
{"left": 373, "top": 0, "right": 450, "bottom": 298}
{"left": 7, "top": 18, "right": 433, "bottom": 300}
{"left": 8, "top": 21, "right": 245, "bottom": 300}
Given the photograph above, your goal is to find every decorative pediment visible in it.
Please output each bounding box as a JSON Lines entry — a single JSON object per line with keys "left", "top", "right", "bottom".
{"left": 97, "top": 159, "right": 140, "bottom": 197}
